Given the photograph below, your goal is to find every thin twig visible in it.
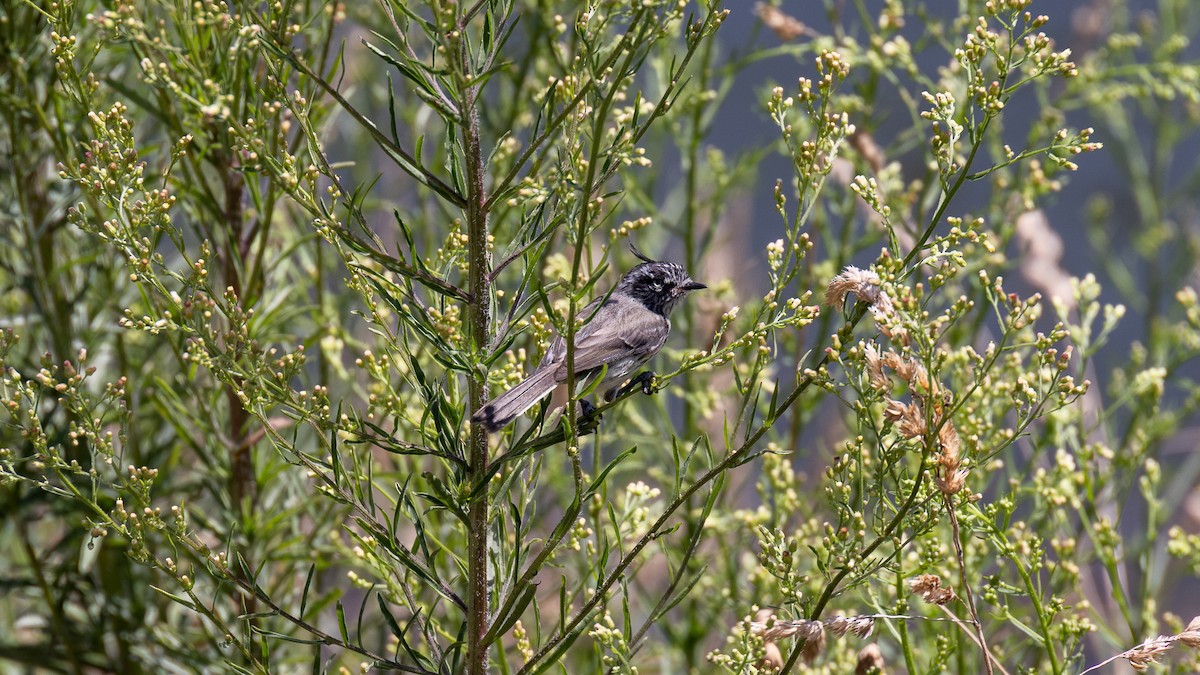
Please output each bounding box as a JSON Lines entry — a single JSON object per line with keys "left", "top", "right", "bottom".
{"left": 377, "top": 0, "right": 460, "bottom": 118}
{"left": 204, "top": 552, "right": 435, "bottom": 674}
{"left": 945, "top": 495, "right": 998, "bottom": 675}
{"left": 256, "top": 33, "right": 466, "bottom": 207}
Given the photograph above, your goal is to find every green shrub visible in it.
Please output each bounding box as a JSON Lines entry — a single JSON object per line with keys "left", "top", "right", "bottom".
{"left": 3, "top": 0, "right": 1200, "bottom": 673}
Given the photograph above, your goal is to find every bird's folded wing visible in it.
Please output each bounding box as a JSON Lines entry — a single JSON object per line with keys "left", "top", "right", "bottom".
{"left": 553, "top": 298, "right": 669, "bottom": 379}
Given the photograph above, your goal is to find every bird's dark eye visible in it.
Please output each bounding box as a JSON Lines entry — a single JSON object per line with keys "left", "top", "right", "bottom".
{"left": 651, "top": 278, "right": 663, "bottom": 291}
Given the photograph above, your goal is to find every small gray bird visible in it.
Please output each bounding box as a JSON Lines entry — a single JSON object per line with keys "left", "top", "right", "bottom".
{"left": 473, "top": 247, "right": 706, "bottom": 432}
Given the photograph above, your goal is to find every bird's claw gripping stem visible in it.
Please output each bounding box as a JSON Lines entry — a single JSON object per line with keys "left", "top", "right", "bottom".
{"left": 605, "top": 371, "right": 658, "bottom": 402}
{"left": 577, "top": 399, "right": 602, "bottom": 433}
{"left": 635, "top": 371, "right": 657, "bottom": 396}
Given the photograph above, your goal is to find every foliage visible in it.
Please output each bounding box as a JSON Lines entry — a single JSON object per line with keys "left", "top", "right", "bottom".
{"left": 3, "top": 0, "right": 1200, "bottom": 673}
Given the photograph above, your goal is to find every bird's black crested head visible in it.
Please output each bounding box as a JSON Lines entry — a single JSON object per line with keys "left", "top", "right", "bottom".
{"left": 616, "top": 258, "right": 706, "bottom": 316}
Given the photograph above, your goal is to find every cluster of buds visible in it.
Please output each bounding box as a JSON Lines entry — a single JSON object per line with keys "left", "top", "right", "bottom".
{"left": 59, "top": 103, "right": 150, "bottom": 204}
{"left": 921, "top": 91, "right": 963, "bottom": 176}
{"left": 768, "top": 50, "right": 857, "bottom": 182}
{"left": 849, "top": 175, "right": 892, "bottom": 220}
{"left": 815, "top": 50, "right": 850, "bottom": 96}
{"left": 610, "top": 216, "right": 652, "bottom": 240}
{"left": 756, "top": 526, "right": 806, "bottom": 604}
{"left": 687, "top": 7, "right": 730, "bottom": 44}
{"left": 588, "top": 612, "right": 634, "bottom": 672}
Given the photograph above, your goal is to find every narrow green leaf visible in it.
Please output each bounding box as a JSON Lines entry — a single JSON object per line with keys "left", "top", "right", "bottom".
{"left": 149, "top": 585, "right": 197, "bottom": 611}
{"left": 483, "top": 580, "right": 538, "bottom": 647}
{"left": 336, "top": 601, "right": 349, "bottom": 642}
{"left": 377, "top": 592, "right": 405, "bottom": 639}
{"left": 298, "top": 564, "right": 317, "bottom": 619}
{"left": 585, "top": 446, "right": 637, "bottom": 496}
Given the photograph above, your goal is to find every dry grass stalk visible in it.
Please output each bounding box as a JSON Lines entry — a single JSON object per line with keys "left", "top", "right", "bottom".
{"left": 751, "top": 614, "right": 875, "bottom": 643}
{"left": 826, "top": 614, "right": 877, "bottom": 639}
{"left": 1080, "top": 616, "right": 1200, "bottom": 673}
{"left": 747, "top": 610, "right": 1012, "bottom": 671}
{"left": 750, "top": 611, "right": 876, "bottom": 667}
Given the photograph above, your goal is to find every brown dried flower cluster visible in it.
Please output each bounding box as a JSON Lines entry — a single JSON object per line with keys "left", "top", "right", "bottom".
{"left": 755, "top": 3, "right": 813, "bottom": 41}
{"left": 864, "top": 342, "right": 966, "bottom": 495}
{"left": 825, "top": 266, "right": 910, "bottom": 345}
{"left": 827, "top": 267, "right": 967, "bottom": 493}
{"left": 751, "top": 609, "right": 876, "bottom": 669}
{"left": 855, "top": 643, "right": 887, "bottom": 674}
{"left": 909, "top": 574, "right": 956, "bottom": 606}
{"left": 1081, "top": 616, "right": 1200, "bottom": 673}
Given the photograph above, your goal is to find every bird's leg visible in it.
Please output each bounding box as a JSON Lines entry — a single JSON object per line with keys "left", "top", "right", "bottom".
{"left": 578, "top": 398, "right": 602, "bottom": 433}
{"left": 580, "top": 398, "right": 598, "bottom": 418}
{"left": 604, "top": 371, "right": 657, "bottom": 402}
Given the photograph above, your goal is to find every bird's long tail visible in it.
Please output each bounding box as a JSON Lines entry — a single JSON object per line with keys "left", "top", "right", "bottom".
{"left": 472, "top": 367, "right": 559, "bottom": 432}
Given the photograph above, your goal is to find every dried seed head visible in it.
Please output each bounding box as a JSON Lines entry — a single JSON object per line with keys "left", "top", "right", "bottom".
{"left": 826, "top": 267, "right": 910, "bottom": 345}
{"left": 899, "top": 406, "right": 926, "bottom": 439}
{"left": 863, "top": 344, "right": 889, "bottom": 392}
{"left": 1087, "top": 618, "right": 1200, "bottom": 673}
{"left": 936, "top": 413, "right": 966, "bottom": 494}
{"left": 1178, "top": 616, "right": 1200, "bottom": 648}
{"left": 758, "top": 641, "right": 784, "bottom": 673}
{"left": 826, "top": 267, "right": 884, "bottom": 310}
{"left": 1124, "top": 635, "right": 1175, "bottom": 671}
{"left": 755, "top": 2, "right": 810, "bottom": 41}
{"left": 882, "top": 398, "right": 907, "bottom": 423}
{"left": 880, "top": 350, "right": 914, "bottom": 383}
{"left": 855, "top": 643, "right": 886, "bottom": 675}
{"left": 801, "top": 621, "right": 826, "bottom": 663}
{"left": 937, "top": 468, "right": 969, "bottom": 495}
{"left": 909, "top": 574, "right": 956, "bottom": 605}
{"left": 826, "top": 615, "right": 875, "bottom": 639}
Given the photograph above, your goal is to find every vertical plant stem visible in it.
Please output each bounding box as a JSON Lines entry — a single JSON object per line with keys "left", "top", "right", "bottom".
{"left": 679, "top": 41, "right": 709, "bottom": 437}
{"left": 217, "top": 151, "right": 260, "bottom": 663}
{"left": 945, "top": 494, "right": 995, "bottom": 675}
{"left": 1004, "top": 530, "right": 1064, "bottom": 675}
{"left": 221, "top": 156, "right": 254, "bottom": 512}
{"left": 896, "top": 567, "right": 918, "bottom": 675}
{"left": 463, "top": 75, "right": 493, "bottom": 675}
{"left": 16, "top": 519, "right": 83, "bottom": 675}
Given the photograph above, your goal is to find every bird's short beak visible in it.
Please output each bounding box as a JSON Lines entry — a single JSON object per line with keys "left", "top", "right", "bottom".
{"left": 681, "top": 280, "right": 707, "bottom": 292}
